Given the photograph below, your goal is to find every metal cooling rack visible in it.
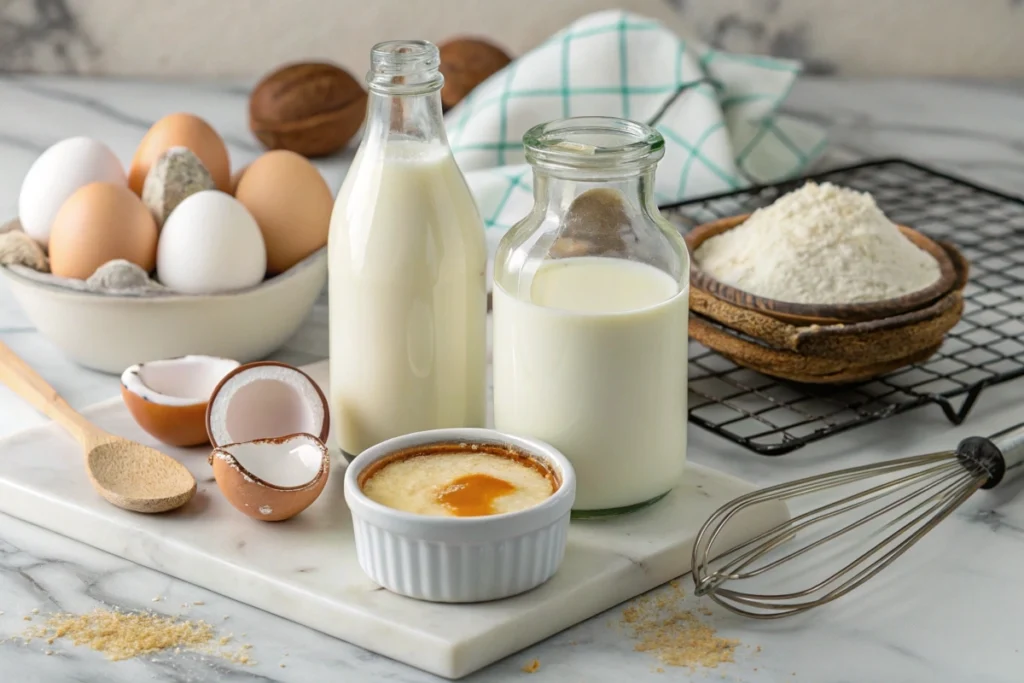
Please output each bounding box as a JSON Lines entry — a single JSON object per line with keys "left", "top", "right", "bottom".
{"left": 661, "top": 158, "right": 1024, "bottom": 455}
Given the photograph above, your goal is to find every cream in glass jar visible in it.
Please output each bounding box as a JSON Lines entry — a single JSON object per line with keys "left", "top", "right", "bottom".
{"left": 492, "top": 118, "right": 689, "bottom": 517}
{"left": 329, "top": 41, "right": 487, "bottom": 460}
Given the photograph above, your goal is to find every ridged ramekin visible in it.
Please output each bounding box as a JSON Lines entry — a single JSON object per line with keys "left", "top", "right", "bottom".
{"left": 343, "top": 428, "right": 576, "bottom": 603}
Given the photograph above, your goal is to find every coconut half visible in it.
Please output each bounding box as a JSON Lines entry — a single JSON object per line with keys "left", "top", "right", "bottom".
{"left": 205, "top": 361, "right": 329, "bottom": 448}
{"left": 209, "top": 432, "right": 330, "bottom": 521}
{"left": 121, "top": 355, "right": 240, "bottom": 447}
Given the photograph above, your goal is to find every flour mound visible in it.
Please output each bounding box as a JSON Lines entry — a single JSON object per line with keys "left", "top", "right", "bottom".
{"left": 693, "top": 182, "right": 942, "bottom": 305}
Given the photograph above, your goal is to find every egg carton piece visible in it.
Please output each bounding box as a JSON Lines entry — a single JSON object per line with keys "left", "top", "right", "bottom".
{"left": 6, "top": 261, "right": 171, "bottom": 297}
{"left": 0, "top": 219, "right": 170, "bottom": 295}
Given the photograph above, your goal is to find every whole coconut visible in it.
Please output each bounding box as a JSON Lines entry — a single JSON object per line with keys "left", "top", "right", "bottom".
{"left": 438, "top": 38, "right": 512, "bottom": 110}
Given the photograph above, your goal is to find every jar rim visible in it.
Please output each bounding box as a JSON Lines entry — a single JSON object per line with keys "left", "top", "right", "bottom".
{"left": 523, "top": 117, "right": 665, "bottom": 174}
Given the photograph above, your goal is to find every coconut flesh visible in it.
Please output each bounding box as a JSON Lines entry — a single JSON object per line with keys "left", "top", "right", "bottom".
{"left": 206, "top": 363, "right": 328, "bottom": 447}
{"left": 121, "top": 355, "right": 240, "bottom": 406}
{"left": 214, "top": 433, "right": 325, "bottom": 488}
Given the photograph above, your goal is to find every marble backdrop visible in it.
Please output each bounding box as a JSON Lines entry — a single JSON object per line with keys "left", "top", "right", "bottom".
{"left": 1, "top": 0, "right": 1023, "bottom": 78}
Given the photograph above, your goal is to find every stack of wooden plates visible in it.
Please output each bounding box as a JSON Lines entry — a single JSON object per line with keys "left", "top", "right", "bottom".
{"left": 685, "top": 215, "right": 970, "bottom": 384}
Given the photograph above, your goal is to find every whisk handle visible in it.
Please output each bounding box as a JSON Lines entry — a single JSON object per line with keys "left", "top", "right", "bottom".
{"left": 966, "top": 423, "right": 1024, "bottom": 490}
{"left": 990, "top": 424, "right": 1024, "bottom": 487}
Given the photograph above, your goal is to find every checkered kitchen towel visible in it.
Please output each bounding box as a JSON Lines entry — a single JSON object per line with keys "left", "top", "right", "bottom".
{"left": 446, "top": 9, "right": 828, "bottom": 253}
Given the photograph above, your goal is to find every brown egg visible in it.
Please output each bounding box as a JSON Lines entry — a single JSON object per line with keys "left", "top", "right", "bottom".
{"left": 121, "top": 356, "right": 241, "bottom": 447}
{"left": 229, "top": 163, "right": 249, "bottom": 196}
{"left": 234, "top": 151, "right": 332, "bottom": 274}
{"left": 209, "top": 433, "right": 330, "bottom": 522}
{"left": 49, "top": 182, "right": 158, "bottom": 279}
{"left": 129, "top": 113, "right": 231, "bottom": 195}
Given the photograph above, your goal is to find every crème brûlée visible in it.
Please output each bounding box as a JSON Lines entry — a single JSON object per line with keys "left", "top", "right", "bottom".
{"left": 358, "top": 442, "right": 559, "bottom": 517}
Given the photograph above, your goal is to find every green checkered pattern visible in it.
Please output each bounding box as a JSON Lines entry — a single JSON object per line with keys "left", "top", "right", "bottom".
{"left": 445, "top": 9, "right": 827, "bottom": 254}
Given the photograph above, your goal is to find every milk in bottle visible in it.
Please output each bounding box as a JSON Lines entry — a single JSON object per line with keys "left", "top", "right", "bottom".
{"left": 329, "top": 40, "right": 487, "bottom": 459}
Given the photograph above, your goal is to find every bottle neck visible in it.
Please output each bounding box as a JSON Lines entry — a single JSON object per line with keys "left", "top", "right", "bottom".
{"left": 533, "top": 168, "right": 660, "bottom": 219}
{"left": 364, "top": 85, "right": 447, "bottom": 147}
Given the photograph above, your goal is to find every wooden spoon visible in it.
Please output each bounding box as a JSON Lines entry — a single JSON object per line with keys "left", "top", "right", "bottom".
{"left": 0, "top": 342, "right": 196, "bottom": 513}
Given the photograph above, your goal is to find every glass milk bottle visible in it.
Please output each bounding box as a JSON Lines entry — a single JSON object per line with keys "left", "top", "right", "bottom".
{"left": 329, "top": 40, "right": 487, "bottom": 460}
{"left": 492, "top": 117, "right": 690, "bottom": 517}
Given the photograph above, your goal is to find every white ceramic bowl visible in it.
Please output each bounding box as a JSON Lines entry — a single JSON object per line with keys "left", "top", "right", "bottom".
{"left": 344, "top": 428, "right": 576, "bottom": 603}
{"left": 0, "top": 247, "right": 326, "bottom": 374}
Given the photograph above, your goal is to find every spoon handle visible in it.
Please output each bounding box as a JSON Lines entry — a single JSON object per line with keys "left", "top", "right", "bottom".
{"left": 0, "top": 341, "right": 108, "bottom": 447}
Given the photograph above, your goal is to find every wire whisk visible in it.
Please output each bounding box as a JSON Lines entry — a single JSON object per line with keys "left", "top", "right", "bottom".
{"left": 692, "top": 423, "right": 1024, "bottom": 618}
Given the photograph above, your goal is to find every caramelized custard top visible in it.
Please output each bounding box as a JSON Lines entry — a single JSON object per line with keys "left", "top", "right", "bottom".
{"left": 359, "top": 441, "right": 559, "bottom": 518}
{"left": 435, "top": 473, "right": 518, "bottom": 517}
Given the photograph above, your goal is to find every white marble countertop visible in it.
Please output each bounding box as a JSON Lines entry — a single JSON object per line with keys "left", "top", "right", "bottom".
{"left": 1, "top": 75, "right": 1023, "bottom": 682}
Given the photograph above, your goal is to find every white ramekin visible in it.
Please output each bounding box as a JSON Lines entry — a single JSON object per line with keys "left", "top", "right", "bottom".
{"left": 344, "top": 428, "right": 576, "bottom": 603}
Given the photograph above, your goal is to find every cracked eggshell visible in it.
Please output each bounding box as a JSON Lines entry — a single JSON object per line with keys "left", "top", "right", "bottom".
{"left": 209, "top": 433, "right": 330, "bottom": 521}
{"left": 121, "top": 355, "right": 240, "bottom": 447}
{"left": 205, "top": 361, "right": 329, "bottom": 448}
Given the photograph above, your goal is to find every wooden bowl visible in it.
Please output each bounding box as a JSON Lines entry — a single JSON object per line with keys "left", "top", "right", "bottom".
{"left": 685, "top": 214, "right": 958, "bottom": 326}
{"left": 687, "top": 241, "right": 969, "bottom": 384}
{"left": 691, "top": 286, "right": 964, "bottom": 365}
{"left": 689, "top": 315, "right": 946, "bottom": 384}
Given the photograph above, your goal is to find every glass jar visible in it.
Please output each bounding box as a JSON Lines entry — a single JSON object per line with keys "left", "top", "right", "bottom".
{"left": 328, "top": 40, "right": 488, "bottom": 461}
{"left": 492, "top": 117, "right": 690, "bottom": 518}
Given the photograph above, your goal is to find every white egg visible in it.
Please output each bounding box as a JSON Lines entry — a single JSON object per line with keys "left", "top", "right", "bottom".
{"left": 18, "top": 137, "right": 127, "bottom": 246}
{"left": 156, "top": 190, "right": 267, "bottom": 294}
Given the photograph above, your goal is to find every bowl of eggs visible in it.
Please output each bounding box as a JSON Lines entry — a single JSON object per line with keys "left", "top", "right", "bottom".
{"left": 1, "top": 113, "right": 332, "bottom": 374}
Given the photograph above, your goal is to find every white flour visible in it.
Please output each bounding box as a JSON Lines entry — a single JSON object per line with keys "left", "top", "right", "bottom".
{"left": 693, "top": 182, "right": 942, "bottom": 304}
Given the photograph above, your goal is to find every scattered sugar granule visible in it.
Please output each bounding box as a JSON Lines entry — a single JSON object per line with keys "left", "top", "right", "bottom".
{"left": 620, "top": 582, "right": 741, "bottom": 670}
{"left": 19, "top": 609, "right": 214, "bottom": 661}
{"left": 693, "top": 181, "right": 942, "bottom": 304}
{"left": 14, "top": 608, "right": 254, "bottom": 665}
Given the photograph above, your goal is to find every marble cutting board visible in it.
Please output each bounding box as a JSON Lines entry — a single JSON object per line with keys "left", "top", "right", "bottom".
{"left": 0, "top": 360, "right": 788, "bottom": 679}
